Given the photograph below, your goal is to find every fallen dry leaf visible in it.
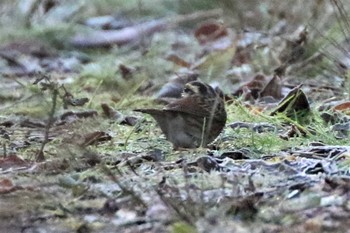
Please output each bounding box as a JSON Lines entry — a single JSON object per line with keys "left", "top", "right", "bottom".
{"left": 165, "top": 53, "right": 192, "bottom": 68}
{"left": 101, "top": 103, "right": 123, "bottom": 120}
{"left": 0, "top": 154, "right": 30, "bottom": 170}
{"left": 260, "top": 75, "right": 282, "bottom": 99}
{"left": 194, "top": 21, "right": 228, "bottom": 45}
{"left": 81, "top": 131, "right": 112, "bottom": 147}
{"left": 270, "top": 84, "right": 310, "bottom": 118}
{"left": 0, "top": 178, "right": 16, "bottom": 193}
{"left": 234, "top": 74, "right": 267, "bottom": 100}
{"left": 119, "top": 64, "right": 137, "bottom": 80}
{"left": 333, "top": 101, "right": 350, "bottom": 112}
{"left": 59, "top": 110, "right": 98, "bottom": 121}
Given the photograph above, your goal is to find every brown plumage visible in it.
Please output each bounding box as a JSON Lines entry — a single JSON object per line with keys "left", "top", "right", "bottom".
{"left": 135, "top": 81, "right": 226, "bottom": 149}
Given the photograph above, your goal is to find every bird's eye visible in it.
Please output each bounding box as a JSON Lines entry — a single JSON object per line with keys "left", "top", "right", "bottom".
{"left": 184, "top": 87, "right": 190, "bottom": 93}
{"left": 184, "top": 86, "right": 195, "bottom": 95}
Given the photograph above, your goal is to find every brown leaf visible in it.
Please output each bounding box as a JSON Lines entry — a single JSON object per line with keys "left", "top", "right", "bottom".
{"left": 0, "top": 178, "right": 13, "bottom": 188}
{"left": 270, "top": 84, "right": 310, "bottom": 117}
{"left": 165, "top": 54, "right": 191, "bottom": 68}
{"left": 60, "top": 110, "right": 98, "bottom": 121}
{"left": 260, "top": 75, "right": 282, "bottom": 99}
{"left": 0, "top": 178, "right": 15, "bottom": 193}
{"left": 0, "top": 154, "right": 29, "bottom": 170}
{"left": 234, "top": 74, "right": 267, "bottom": 100}
{"left": 333, "top": 101, "right": 350, "bottom": 112}
{"left": 81, "top": 131, "right": 112, "bottom": 147}
{"left": 119, "top": 64, "right": 137, "bottom": 80}
{"left": 194, "top": 21, "right": 228, "bottom": 45}
{"left": 101, "top": 103, "right": 138, "bottom": 126}
{"left": 101, "top": 103, "right": 123, "bottom": 120}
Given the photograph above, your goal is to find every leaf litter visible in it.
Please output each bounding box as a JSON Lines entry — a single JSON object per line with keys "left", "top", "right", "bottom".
{"left": 0, "top": 0, "right": 350, "bottom": 232}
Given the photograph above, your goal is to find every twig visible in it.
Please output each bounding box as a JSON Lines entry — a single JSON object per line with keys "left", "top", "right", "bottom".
{"left": 36, "top": 84, "right": 58, "bottom": 161}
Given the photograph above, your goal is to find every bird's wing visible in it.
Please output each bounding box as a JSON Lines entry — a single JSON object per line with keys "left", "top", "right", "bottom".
{"left": 134, "top": 108, "right": 171, "bottom": 135}
{"left": 164, "top": 97, "right": 209, "bottom": 117}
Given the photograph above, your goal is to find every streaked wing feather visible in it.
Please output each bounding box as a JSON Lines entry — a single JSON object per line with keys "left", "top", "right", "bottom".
{"left": 135, "top": 108, "right": 171, "bottom": 135}
{"left": 164, "top": 97, "right": 209, "bottom": 117}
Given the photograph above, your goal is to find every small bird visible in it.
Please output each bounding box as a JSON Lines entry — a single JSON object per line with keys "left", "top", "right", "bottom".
{"left": 135, "top": 80, "right": 227, "bottom": 149}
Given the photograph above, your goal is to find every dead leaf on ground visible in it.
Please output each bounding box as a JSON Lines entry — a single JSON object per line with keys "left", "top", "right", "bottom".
{"left": 101, "top": 103, "right": 123, "bottom": 120}
{"left": 260, "top": 75, "right": 282, "bottom": 99}
{"left": 80, "top": 131, "right": 112, "bottom": 147}
{"left": 101, "top": 103, "right": 139, "bottom": 126}
{"left": 194, "top": 21, "right": 228, "bottom": 45}
{"left": 165, "top": 54, "right": 192, "bottom": 68}
{"left": 270, "top": 84, "right": 310, "bottom": 119}
{"left": 0, "top": 154, "right": 31, "bottom": 171}
{"left": 333, "top": 101, "right": 350, "bottom": 112}
{"left": 233, "top": 74, "right": 267, "bottom": 100}
{"left": 59, "top": 110, "right": 98, "bottom": 122}
{"left": 119, "top": 64, "right": 137, "bottom": 80}
{"left": 0, "top": 178, "right": 14, "bottom": 193}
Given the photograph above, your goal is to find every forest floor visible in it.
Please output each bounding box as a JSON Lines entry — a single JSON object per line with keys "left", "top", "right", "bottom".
{"left": 1, "top": 1, "right": 350, "bottom": 232}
